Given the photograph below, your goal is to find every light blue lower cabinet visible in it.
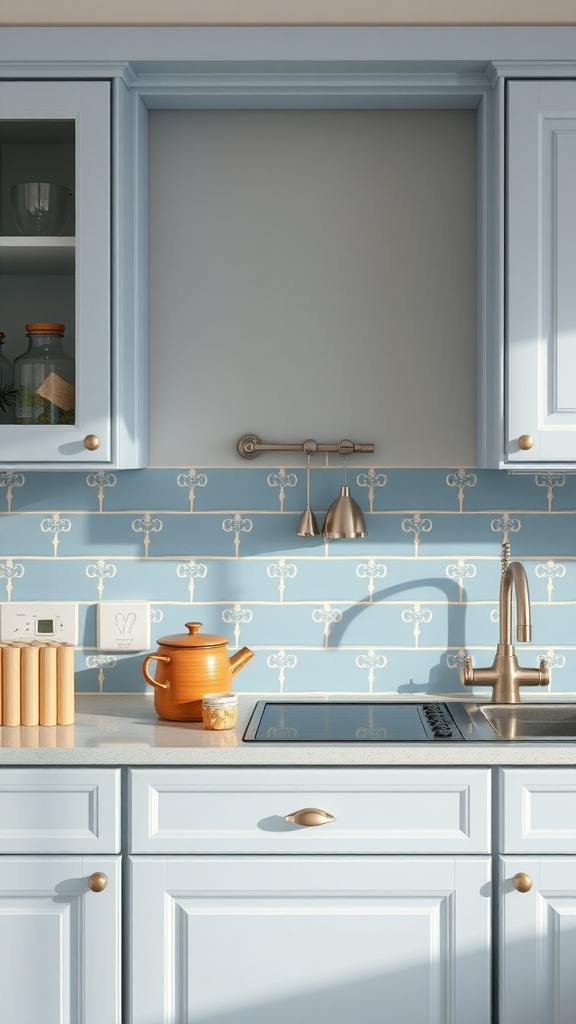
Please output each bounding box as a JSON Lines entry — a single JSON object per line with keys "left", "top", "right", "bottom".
{"left": 127, "top": 765, "right": 492, "bottom": 1024}
{"left": 128, "top": 854, "right": 492, "bottom": 1024}
{"left": 0, "top": 855, "right": 121, "bottom": 1024}
{"left": 499, "top": 856, "right": 576, "bottom": 1024}
{"left": 497, "top": 770, "right": 576, "bottom": 1024}
{"left": 0, "top": 767, "right": 122, "bottom": 1023}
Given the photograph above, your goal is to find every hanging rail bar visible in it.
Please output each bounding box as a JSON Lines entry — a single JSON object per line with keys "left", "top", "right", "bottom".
{"left": 237, "top": 434, "right": 375, "bottom": 460}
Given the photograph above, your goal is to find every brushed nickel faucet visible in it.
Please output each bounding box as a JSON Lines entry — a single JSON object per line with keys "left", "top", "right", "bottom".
{"left": 461, "top": 548, "right": 550, "bottom": 703}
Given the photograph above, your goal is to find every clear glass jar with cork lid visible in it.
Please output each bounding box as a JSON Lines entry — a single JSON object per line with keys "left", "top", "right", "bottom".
{"left": 13, "top": 322, "right": 75, "bottom": 425}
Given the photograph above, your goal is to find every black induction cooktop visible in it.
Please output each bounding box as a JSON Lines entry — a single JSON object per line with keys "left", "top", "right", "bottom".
{"left": 243, "top": 700, "right": 472, "bottom": 743}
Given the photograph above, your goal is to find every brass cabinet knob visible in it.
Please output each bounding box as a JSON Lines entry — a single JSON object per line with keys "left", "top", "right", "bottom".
{"left": 285, "top": 807, "right": 336, "bottom": 827}
{"left": 517, "top": 434, "right": 534, "bottom": 451}
{"left": 512, "top": 871, "right": 533, "bottom": 893}
{"left": 84, "top": 434, "right": 100, "bottom": 451}
{"left": 87, "top": 871, "right": 108, "bottom": 892}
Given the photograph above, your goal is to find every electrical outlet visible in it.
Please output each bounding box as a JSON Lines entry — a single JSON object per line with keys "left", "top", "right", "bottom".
{"left": 0, "top": 603, "right": 78, "bottom": 644}
{"left": 97, "top": 602, "right": 150, "bottom": 652}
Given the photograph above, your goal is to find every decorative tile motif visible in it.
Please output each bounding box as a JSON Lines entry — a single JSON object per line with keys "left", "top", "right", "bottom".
{"left": 0, "top": 472, "right": 25, "bottom": 511}
{"left": 40, "top": 513, "right": 72, "bottom": 556}
{"left": 267, "top": 649, "right": 298, "bottom": 691}
{"left": 176, "top": 469, "right": 208, "bottom": 512}
{"left": 401, "top": 513, "right": 433, "bottom": 555}
{"left": 176, "top": 560, "right": 208, "bottom": 602}
{"left": 222, "top": 513, "right": 253, "bottom": 557}
{"left": 221, "top": 603, "right": 253, "bottom": 648}
{"left": 0, "top": 559, "right": 25, "bottom": 599}
{"left": 490, "top": 513, "right": 521, "bottom": 543}
{"left": 266, "top": 559, "right": 297, "bottom": 601}
{"left": 311, "top": 604, "right": 342, "bottom": 647}
{"left": 356, "top": 469, "right": 388, "bottom": 511}
{"left": 267, "top": 468, "right": 298, "bottom": 511}
{"left": 535, "top": 560, "right": 566, "bottom": 602}
{"left": 446, "top": 468, "right": 477, "bottom": 511}
{"left": 401, "top": 603, "right": 433, "bottom": 647}
{"left": 355, "top": 649, "right": 388, "bottom": 691}
{"left": 0, "top": 465, "right": 575, "bottom": 695}
{"left": 446, "top": 560, "right": 477, "bottom": 602}
{"left": 86, "top": 559, "right": 117, "bottom": 599}
{"left": 85, "top": 654, "right": 117, "bottom": 693}
{"left": 356, "top": 560, "right": 387, "bottom": 601}
{"left": 86, "top": 471, "right": 117, "bottom": 512}
{"left": 534, "top": 472, "right": 566, "bottom": 512}
{"left": 131, "top": 513, "right": 163, "bottom": 557}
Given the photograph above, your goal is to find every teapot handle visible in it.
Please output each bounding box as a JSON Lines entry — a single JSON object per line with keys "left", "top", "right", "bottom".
{"left": 142, "top": 653, "right": 170, "bottom": 690}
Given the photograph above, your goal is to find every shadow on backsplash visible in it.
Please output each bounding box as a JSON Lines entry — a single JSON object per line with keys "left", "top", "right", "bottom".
{"left": 329, "top": 577, "right": 467, "bottom": 694}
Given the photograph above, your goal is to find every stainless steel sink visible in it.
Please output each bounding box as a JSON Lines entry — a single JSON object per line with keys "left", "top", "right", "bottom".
{"left": 477, "top": 703, "right": 576, "bottom": 739}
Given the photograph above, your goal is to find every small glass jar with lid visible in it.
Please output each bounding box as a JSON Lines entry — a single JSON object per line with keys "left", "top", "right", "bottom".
{"left": 202, "top": 692, "right": 239, "bottom": 731}
{"left": 13, "top": 322, "right": 75, "bottom": 425}
{"left": 0, "top": 331, "right": 14, "bottom": 424}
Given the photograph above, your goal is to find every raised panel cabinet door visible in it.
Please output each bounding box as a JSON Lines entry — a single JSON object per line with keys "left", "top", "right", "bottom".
{"left": 0, "top": 855, "right": 121, "bottom": 1024}
{"left": 0, "top": 80, "right": 111, "bottom": 466}
{"left": 128, "top": 855, "right": 491, "bottom": 1024}
{"left": 499, "top": 856, "right": 576, "bottom": 1024}
{"left": 507, "top": 80, "right": 576, "bottom": 465}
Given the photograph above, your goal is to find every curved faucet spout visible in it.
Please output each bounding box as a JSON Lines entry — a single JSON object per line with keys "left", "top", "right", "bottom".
{"left": 461, "top": 555, "right": 549, "bottom": 703}
{"left": 500, "top": 561, "right": 532, "bottom": 646}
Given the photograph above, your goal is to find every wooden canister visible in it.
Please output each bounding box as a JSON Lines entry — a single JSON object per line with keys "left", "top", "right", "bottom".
{"left": 39, "top": 643, "right": 58, "bottom": 726}
{"left": 57, "top": 643, "right": 75, "bottom": 725}
{"left": 2, "top": 644, "right": 21, "bottom": 727}
{"left": 20, "top": 642, "right": 40, "bottom": 727}
{"left": 0, "top": 641, "right": 6, "bottom": 725}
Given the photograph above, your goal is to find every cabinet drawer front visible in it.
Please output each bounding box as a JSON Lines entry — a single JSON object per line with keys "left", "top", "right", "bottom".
{"left": 129, "top": 767, "right": 490, "bottom": 854}
{"left": 499, "top": 768, "right": 576, "bottom": 853}
{"left": 0, "top": 768, "right": 120, "bottom": 853}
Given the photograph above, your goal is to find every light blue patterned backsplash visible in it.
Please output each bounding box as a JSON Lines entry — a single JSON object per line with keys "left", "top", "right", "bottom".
{"left": 0, "top": 465, "right": 575, "bottom": 697}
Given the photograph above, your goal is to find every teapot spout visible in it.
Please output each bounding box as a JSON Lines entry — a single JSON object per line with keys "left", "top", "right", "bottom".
{"left": 230, "top": 646, "right": 254, "bottom": 677}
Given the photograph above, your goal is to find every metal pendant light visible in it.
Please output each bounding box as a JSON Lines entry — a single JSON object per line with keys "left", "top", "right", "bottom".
{"left": 322, "top": 457, "right": 367, "bottom": 539}
{"left": 297, "top": 453, "right": 320, "bottom": 537}
{"left": 236, "top": 434, "right": 374, "bottom": 541}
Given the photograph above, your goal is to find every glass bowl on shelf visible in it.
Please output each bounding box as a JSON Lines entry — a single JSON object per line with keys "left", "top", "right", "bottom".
{"left": 11, "top": 182, "right": 72, "bottom": 237}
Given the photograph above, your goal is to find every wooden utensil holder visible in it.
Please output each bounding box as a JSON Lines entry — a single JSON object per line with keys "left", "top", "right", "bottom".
{"left": 0, "top": 641, "right": 75, "bottom": 726}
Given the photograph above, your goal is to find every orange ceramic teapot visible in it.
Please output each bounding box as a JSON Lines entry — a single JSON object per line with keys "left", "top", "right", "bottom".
{"left": 141, "top": 621, "right": 254, "bottom": 721}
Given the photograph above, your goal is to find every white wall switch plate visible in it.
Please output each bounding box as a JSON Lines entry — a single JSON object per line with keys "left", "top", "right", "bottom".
{"left": 0, "top": 603, "right": 78, "bottom": 644}
{"left": 97, "top": 602, "right": 150, "bottom": 652}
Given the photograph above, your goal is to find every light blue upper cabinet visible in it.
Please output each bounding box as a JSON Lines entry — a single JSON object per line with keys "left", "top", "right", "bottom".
{"left": 504, "top": 80, "right": 576, "bottom": 468}
{"left": 0, "top": 78, "right": 146, "bottom": 469}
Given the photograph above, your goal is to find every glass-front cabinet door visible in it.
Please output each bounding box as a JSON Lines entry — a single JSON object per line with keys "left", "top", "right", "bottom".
{"left": 0, "top": 80, "right": 111, "bottom": 466}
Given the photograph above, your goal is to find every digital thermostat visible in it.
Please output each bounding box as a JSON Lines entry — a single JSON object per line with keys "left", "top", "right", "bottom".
{"left": 0, "top": 603, "right": 78, "bottom": 645}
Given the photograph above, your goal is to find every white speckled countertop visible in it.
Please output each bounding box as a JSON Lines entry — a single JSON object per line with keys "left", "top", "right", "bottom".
{"left": 0, "top": 693, "right": 575, "bottom": 765}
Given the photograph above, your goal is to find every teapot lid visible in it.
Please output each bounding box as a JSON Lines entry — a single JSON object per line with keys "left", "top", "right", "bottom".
{"left": 156, "top": 622, "right": 230, "bottom": 649}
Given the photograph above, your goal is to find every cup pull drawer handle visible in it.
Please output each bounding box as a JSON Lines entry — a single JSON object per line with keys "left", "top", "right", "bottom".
{"left": 285, "top": 807, "right": 336, "bottom": 827}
